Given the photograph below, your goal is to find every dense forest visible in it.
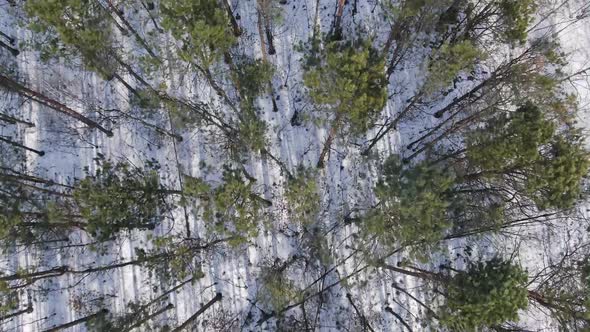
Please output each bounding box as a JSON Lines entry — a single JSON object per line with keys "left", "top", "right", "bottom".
{"left": 1, "top": 0, "right": 590, "bottom": 331}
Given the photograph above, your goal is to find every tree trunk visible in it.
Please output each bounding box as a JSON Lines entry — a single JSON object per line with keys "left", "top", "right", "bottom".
{"left": 0, "top": 39, "right": 19, "bottom": 57}
{"left": 120, "top": 303, "right": 174, "bottom": 332}
{"left": 0, "top": 166, "right": 74, "bottom": 188}
{"left": 403, "top": 104, "right": 493, "bottom": 162}
{"left": 254, "top": 8, "right": 279, "bottom": 112}
{"left": 139, "top": 1, "right": 163, "bottom": 32}
{"left": 0, "top": 30, "right": 16, "bottom": 46}
{"left": 224, "top": 0, "right": 242, "bottom": 37}
{"left": 265, "top": 22, "right": 276, "bottom": 55}
{"left": 346, "top": 293, "right": 375, "bottom": 332}
{"left": 0, "top": 113, "right": 35, "bottom": 127}
{"left": 331, "top": 0, "right": 347, "bottom": 41}
{"left": 171, "top": 293, "right": 222, "bottom": 332}
{"left": 0, "top": 74, "right": 113, "bottom": 136}
{"left": 0, "top": 136, "right": 44, "bottom": 156}
{"left": 382, "top": 264, "right": 442, "bottom": 281}
{"left": 362, "top": 96, "right": 419, "bottom": 155}
{"left": 0, "top": 304, "right": 33, "bottom": 321}
{"left": 105, "top": 108, "right": 182, "bottom": 141}
{"left": 317, "top": 117, "right": 341, "bottom": 168}
{"left": 384, "top": 307, "right": 413, "bottom": 332}
{"left": 1, "top": 265, "right": 68, "bottom": 282}
{"left": 42, "top": 309, "right": 109, "bottom": 332}
{"left": 105, "top": 0, "right": 158, "bottom": 59}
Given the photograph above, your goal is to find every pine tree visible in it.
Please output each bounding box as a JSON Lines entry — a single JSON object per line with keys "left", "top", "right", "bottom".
{"left": 230, "top": 58, "right": 274, "bottom": 153}
{"left": 440, "top": 258, "right": 529, "bottom": 330}
{"left": 497, "top": 0, "right": 537, "bottom": 44}
{"left": 284, "top": 167, "right": 320, "bottom": 225}
{"left": 183, "top": 166, "right": 269, "bottom": 244}
{"left": 25, "top": 0, "right": 118, "bottom": 79}
{"left": 161, "top": 0, "right": 236, "bottom": 67}
{"left": 73, "top": 161, "right": 172, "bottom": 240}
{"left": 304, "top": 40, "right": 387, "bottom": 167}
{"left": 464, "top": 102, "right": 589, "bottom": 210}
{"left": 425, "top": 40, "right": 483, "bottom": 94}
{"left": 383, "top": 258, "right": 529, "bottom": 330}
{"left": 364, "top": 155, "right": 456, "bottom": 249}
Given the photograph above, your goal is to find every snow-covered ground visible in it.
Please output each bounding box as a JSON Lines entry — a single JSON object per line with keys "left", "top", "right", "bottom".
{"left": 1, "top": 0, "right": 589, "bottom": 331}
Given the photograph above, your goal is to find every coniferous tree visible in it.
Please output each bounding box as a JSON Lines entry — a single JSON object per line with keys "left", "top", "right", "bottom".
{"left": 25, "top": 0, "right": 118, "bottom": 79}
{"left": 384, "top": 258, "right": 529, "bottom": 330}
{"left": 464, "top": 102, "right": 589, "bottom": 210}
{"left": 304, "top": 40, "right": 387, "bottom": 167}
{"left": 440, "top": 258, "right": 529, "bottom": 330}
{"left": 364, "top": 155, "right": 455, "bottom": 251}
{"left": 73, "top": 161, "right": 173, "bottom": 240}
{"left": 183, "top": 166, "right": 270, "bottom": 244}
{"left": 161, "top": 0, "right": 236, "bottom": 67}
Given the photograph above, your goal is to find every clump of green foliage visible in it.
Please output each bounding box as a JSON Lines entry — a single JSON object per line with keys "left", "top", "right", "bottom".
{"left": 161, "top": 0, "right": 236, "bottom": 66}
{"left": 0, "top": 280, "right": 18, "bottom": 317}
{"left": 258, "top": 261, "right": 303, "bottom": 312}
{"left": 426, "top": 40, "right": 483, "bottom": 94}
{"left": 303, "top": 40, "right": 387, "bottom": 134}
{"left": 364, "top": 155, "right": 455, "bottom": 250}
{"left": 441, "top": 258, "right": 529, "bottom": 330}
{"left": 135, "top": 236, "right": 206, "bottom": 282}
{"left": 25, "top": 0, "right": 118, "bottom": 78}
{"left": 466, "top": 102, "right": 589, "bottom": 210}
{"left": 73, "top": 161, "right": 167, "bottom": 240}
{"left": 499, "top": 0, "right": 537, "bottom": 44}
{"left": 184, "top": 167, "right": 268, "bottom": 245}
{"left": 285, "top": 167, "right": 320, "bottom": 225}
{"left": 232, "top": 58, "right": 274, "bottom": 153}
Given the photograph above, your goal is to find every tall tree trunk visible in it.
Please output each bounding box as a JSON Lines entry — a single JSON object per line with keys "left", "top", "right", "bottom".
{"left": 256, "top": 1, "right": 275, "bottom": 55}
{"left": 0, "top": 113, "right": 35, "bottom": 127}
{"left": 0, "top": 30, "right": 15, "bottom": 46}
{"left": 0, "top": 304, "right": 33, "bottom": 321}
{"left": 264, "top": 20, "right": 276, "bottom": 55}
{"left": 171, "top": 293, "right": 222, "bottom": 332}
{"left": 105, "top": 108, "right": 182, "bottom": 141}
{"left": 362, "top": 96, "right": 419, "bottom": 155}
{"left": 0, "top": 39, "right": 19, "bottom": 57}
{"left": 0, "top": 266, "right": 68, "bottom": 282}
{"left": 403, "top": 104, "right": 493, "bottom": 162}
{"left": 105, "top": 0, "right": 159, "bottom": 59}
{"left": 120, "top": 303, "right": 174, "bottom": 332}
{"left": 223, "top": 0, "right": 242, "bottom": 37}
{"left": 139, "top": 1, "right": 163, "bottom": 32}
{"left": 331, "top": 0, "right": 347, "bottom": 40}
{"left": 0, "top": 136, "right": 45, "bottom": 156}
{"left": 384, "top": 307, "right": 413, "bottom": 332}
{"left": 0, "top": 74, "right": 113, "bottom": 136}
{"left": 346, "top": 293, "right": 375, "bottom": 332}
{"left": 42, "top": 309, "right": 109, "bottom": 332}
{"left": 255, "top": 8, "right": 279, "bottom": 112}
{"left": 317, "top": 116, "right": 342, "bottom": 168}
{"left": 382, "top": 264, "right": 442, "bottom": 281}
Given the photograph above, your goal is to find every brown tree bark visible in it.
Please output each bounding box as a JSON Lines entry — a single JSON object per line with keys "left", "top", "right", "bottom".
{"left": 0, "top": 74, "right": 113, "bottom": 136}
{"left": 0, "top": 39, "right": 18, "bottom": 57}
{"left": 42, "top": 309, "right": 109, "bottom": 332}
{"left": 120, "top": 303, "right": 174, "bottom": 332}
{"left": 171, "top": 293, "right": 222, "bottom": 332}
{"left": 0, "top": 136, "right": 44, "bottom": 156}
{"left": 224, "top": 0, "right": 243, "bottom": 37}
{"left": 317, "top": 115, "right": 341, "bottom": 168}
{"left": 331, "top": 0, "right": 347, "bottom": 40}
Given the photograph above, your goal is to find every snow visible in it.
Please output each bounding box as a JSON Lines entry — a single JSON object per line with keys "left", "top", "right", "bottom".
{"left": 0, "top": 0, "right": 589, "bottom": 331}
